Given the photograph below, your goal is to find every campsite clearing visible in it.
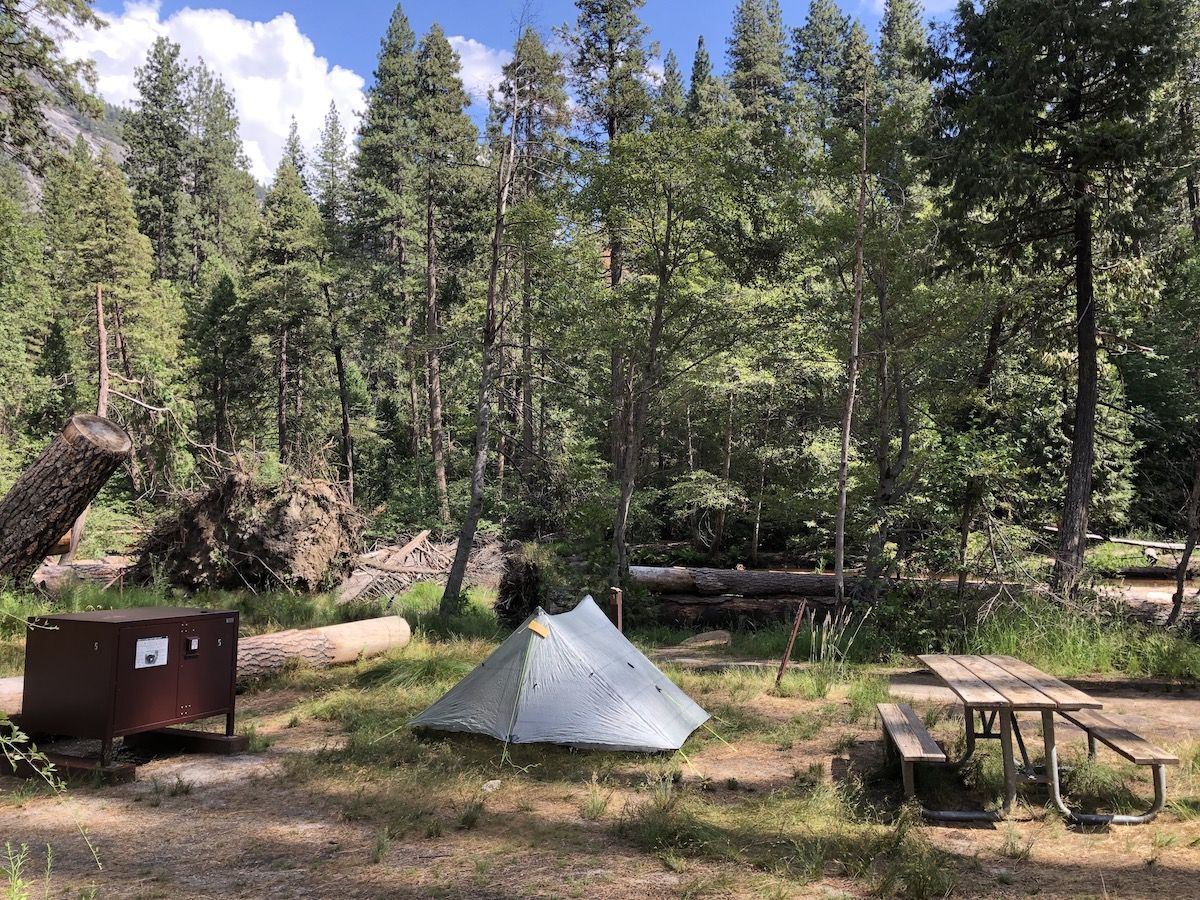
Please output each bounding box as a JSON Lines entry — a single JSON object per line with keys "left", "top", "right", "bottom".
{"left": 5, "top": 590, "right": 1200, "bottom": 898}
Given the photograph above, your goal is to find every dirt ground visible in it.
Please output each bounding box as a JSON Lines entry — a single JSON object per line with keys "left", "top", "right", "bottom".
{"left": 5, "top": 668, "right": 1200, "bottom": 899}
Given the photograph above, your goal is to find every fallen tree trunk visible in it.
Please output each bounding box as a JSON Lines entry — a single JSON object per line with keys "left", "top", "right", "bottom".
{"left": 656, "top": 594, "right": 822, "bottom": 627}
{"left": 630, "top": 565, "right": 1015, "bottom": 599}
{"left": 0, "top": 415, "right": 132, "bottom": 584}
{"left": 236, "top": 615, "right": 411, "bottom": 679}
{"left": 630, "top": 566, "right": 850, "bottom": 597}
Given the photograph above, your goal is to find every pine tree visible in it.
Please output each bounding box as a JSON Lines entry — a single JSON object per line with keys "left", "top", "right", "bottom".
{"left": 283, "top": 118, "right": 309, "bottom": 192}
{"left": 686, "top": 36, "right": 732, "bottom": 127}
{"left": 124, "top": 36, "right": 190, "bottom": 283}
{"left": 412, "top": 24, "right": 480, "bottom": 524}
{"left": 563, "top": 0, "right": 651, "bottom": 143}
{"left": 937, "top": 0, "right": 1186, "bottom": 597}
{"left": 314, "top": 103, "right": 357, "bottom": 495}
{"left": 654, "top": 49, "right": 686, "bottom": 127}
{"left": 351, "top": 2, "right": 423, "bottom": 466}
{"left": 247, "top": 158, "right": 323, "bottom": 461}
{"left": 792, "top": 0, "right": 850, "bottom": 133}
{"left": 728, "top": 0, "right": 788, "bottom": 124}
{"left": 0, "top": 163, "right": 51, "bottom": 462}
{"left": 182, "top": 63, "right": 258, "bottom": 282}
{"left": 0, "top": 0, "right": 103, "bottom": 171}
{"left": 314, "top": 103, "right": 350, "bottom": 225}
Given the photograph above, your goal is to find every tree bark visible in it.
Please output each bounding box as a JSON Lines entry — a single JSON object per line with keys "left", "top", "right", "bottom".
{"left": 426, "top": 194, "right": 451, "bottom": 525}
{"left": 0, "top": 415, "right": 132, "bottom": 583}
{"left": 1052, "top": 172, "right": 1098, "bottom": 599}
{"left": 64, "top": 285, "right": 113, "bottom": 564}
{"left": 834, "top": 81, "right": 870, "bottom": 606}
{"left": 520, "top": 262, "right": 535, "bottom": 476}
{"left": 442, "top": 96, "right": 519, "bottom": 616}
{"left": 1169, "top": 454, "right": 1200, "bottom": 626}
{"left": 276, "top": 325, "right": 289, "bottom": 461}
{"left": 323, "top": 282, "right": 355, "bottom": 499}
{"left": 711, "top": 390, "right": 734, "bottom": 557}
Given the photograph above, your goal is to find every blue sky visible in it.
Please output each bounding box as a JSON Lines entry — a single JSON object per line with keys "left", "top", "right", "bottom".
{"left": 63, "top": 1, "right": 956, "bottom": 181}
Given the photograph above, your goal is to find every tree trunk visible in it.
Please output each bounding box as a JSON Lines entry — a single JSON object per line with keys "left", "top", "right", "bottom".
{"left": 834, "top": 82, "right": 870, "bottom": 606}
{"left": 442, "top": 102, "right": 519, "bottom": 616}
{"left": 426, "top": 195, "right": 451, "bottom": 525}
{"left": 711, "top": 390, "right": 734, "bottom": 557}
{"left": 520, "top": 262, "right": 535, "bottom": 476}
{"left": 609, "top": 190, "right": 672, "bottom": 587}
{"left": 276, "top": 325, "right": 289, "bottom": 461}
{"left": 0, "top": 415, "right": 132, "bottom": 583}
{"left": 64, "top": 285, "right": 113, "bottom": 564}
{"left": 237, "top": 616, "right": 410, "bottom": 679}
{"left": 1169, "top": 454, "right": 1200, "bottom": 626}
{"left": 324, "top": 283, "right": 354, "bottom": 499}
{"left": 1052, "top": 173, "right": 1098, "bottom": 599}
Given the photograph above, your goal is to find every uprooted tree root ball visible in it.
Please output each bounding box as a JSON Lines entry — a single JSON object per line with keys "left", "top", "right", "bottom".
{"left": 132, "top": 471, "right": 361, "bottom": 592}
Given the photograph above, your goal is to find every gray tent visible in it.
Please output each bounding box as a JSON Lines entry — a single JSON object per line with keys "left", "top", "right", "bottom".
{"left": 410, "top": 596, "right": 709, "bottom": 752}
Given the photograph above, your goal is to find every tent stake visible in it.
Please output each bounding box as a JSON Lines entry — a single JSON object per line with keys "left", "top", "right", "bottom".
{"left": 775, "top": 600, "right": 808, "bottom": 685}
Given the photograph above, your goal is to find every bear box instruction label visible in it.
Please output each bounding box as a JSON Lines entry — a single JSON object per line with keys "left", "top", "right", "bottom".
{"left": 135, "top": 636, "right": 170, "bottom": 669}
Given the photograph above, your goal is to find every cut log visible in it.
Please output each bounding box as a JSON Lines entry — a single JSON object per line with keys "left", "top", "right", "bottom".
{"left": 0, "top": 416, "right": 132, "bottom": 584}
{"left": 236, "top": 615, "right": 411, "bottom": 679}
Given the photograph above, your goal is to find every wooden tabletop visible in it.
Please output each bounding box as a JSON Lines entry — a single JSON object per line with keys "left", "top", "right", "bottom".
{"left": 918, "top": 654, "right": 1103, "bottom": 711}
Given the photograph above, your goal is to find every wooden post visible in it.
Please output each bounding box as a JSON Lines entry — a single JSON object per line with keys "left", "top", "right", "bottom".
{"left": 775, "top": 600, "right": 808, "bottom": 685}
{"left": 610, "top": 586, "right": 623, "bottom": 632}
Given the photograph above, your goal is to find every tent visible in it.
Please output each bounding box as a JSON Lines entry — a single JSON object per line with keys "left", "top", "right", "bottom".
{"left": 410, "top": 596, "right": 709, "bottom": 752}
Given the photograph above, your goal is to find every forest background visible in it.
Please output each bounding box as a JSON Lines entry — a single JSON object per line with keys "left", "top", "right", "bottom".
{"left": 3, "top": 0, "right": 1198, "bottom": 617}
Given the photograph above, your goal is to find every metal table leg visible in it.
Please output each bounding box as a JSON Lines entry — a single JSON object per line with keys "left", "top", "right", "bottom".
{"left": 1041, "top": 711, "right": 1167, "bottom": 826}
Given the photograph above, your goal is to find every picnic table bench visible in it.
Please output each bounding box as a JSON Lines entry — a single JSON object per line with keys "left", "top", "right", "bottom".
{"left": 877, "top": 654, "right": 1177, "bottom": 825}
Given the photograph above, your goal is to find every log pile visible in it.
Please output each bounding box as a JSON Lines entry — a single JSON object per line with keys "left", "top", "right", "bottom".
{"left": 336, "top": 530, "right": 506, "bottom": 603}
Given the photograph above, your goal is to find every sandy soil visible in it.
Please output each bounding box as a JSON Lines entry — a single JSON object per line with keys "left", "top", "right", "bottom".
{"left": 4, "top": 673, "right": 1200, "bottom": 898}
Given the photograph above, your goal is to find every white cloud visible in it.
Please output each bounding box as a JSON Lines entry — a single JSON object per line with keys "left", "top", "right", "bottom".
{"left": 447, "top": 35, "right": 510, "bottom": 104}
{"left": 60, "top": 1, "right": 368, "bottom": 182}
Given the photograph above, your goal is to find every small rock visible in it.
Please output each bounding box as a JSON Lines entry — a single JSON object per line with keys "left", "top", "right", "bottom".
{"left": 679, "top": 630, "right": 732, "bottom": 648}
{"left": 481, "top": 779, "right": 502, "bottom": 793}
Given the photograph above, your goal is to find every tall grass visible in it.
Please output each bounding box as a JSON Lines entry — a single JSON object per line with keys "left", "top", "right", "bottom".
{"left": 966, "top": 595, "right": 1200, "bottom": 679}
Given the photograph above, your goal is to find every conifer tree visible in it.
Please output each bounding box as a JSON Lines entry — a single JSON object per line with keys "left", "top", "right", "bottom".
{"left": 563, "top": 0, "right": 651, "bottom": 144}
{"left": 0, "top": 163, "right": 51, "bottom": 462}
{"left": 655, "top": 50, "right": 686, "bottom": 126}
{"left": 412, "top": 24, "right": 479, "bottom": 524}
{"left": 792, "top": 0, "right": 850, "bottom": 133}
{"left": 351, "top": 2, "right": 423, "bottom": 462}
{"left": 686, "top": 36, "right": 732, "bottom": 128}
{"left": 728, "top": 0, "right": 788, "bottom": 123}
{"left": 247, "top": 158, "right": 323, "bottom": 461}
{"left": 937, "top": 0, "right": 1186, "bottom": 597}
{"left": 314, "top": 103, "right": 357, "bottom": 495}
{"left": 182, "top": 63, "right": 258, "bottom": 282}
{"left": 124, "top": 37, "right": 190, "bottom": 282}
{"left": 283, "top": 118, "right": 309, "bottom": 191}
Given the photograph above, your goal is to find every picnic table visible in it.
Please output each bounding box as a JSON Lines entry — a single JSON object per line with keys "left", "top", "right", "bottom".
{"left": 879, "top": 654, "right": 1178, "bottom": 825}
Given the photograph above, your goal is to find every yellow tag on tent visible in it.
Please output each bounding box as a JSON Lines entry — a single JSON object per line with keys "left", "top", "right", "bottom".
{"left": 527, "top": 620, "right": 549, "bottom": 638}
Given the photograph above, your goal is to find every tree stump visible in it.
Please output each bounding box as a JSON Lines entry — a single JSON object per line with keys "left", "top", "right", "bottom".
{"left": 0, "top": 415, "right": 132, "bottom": 584}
